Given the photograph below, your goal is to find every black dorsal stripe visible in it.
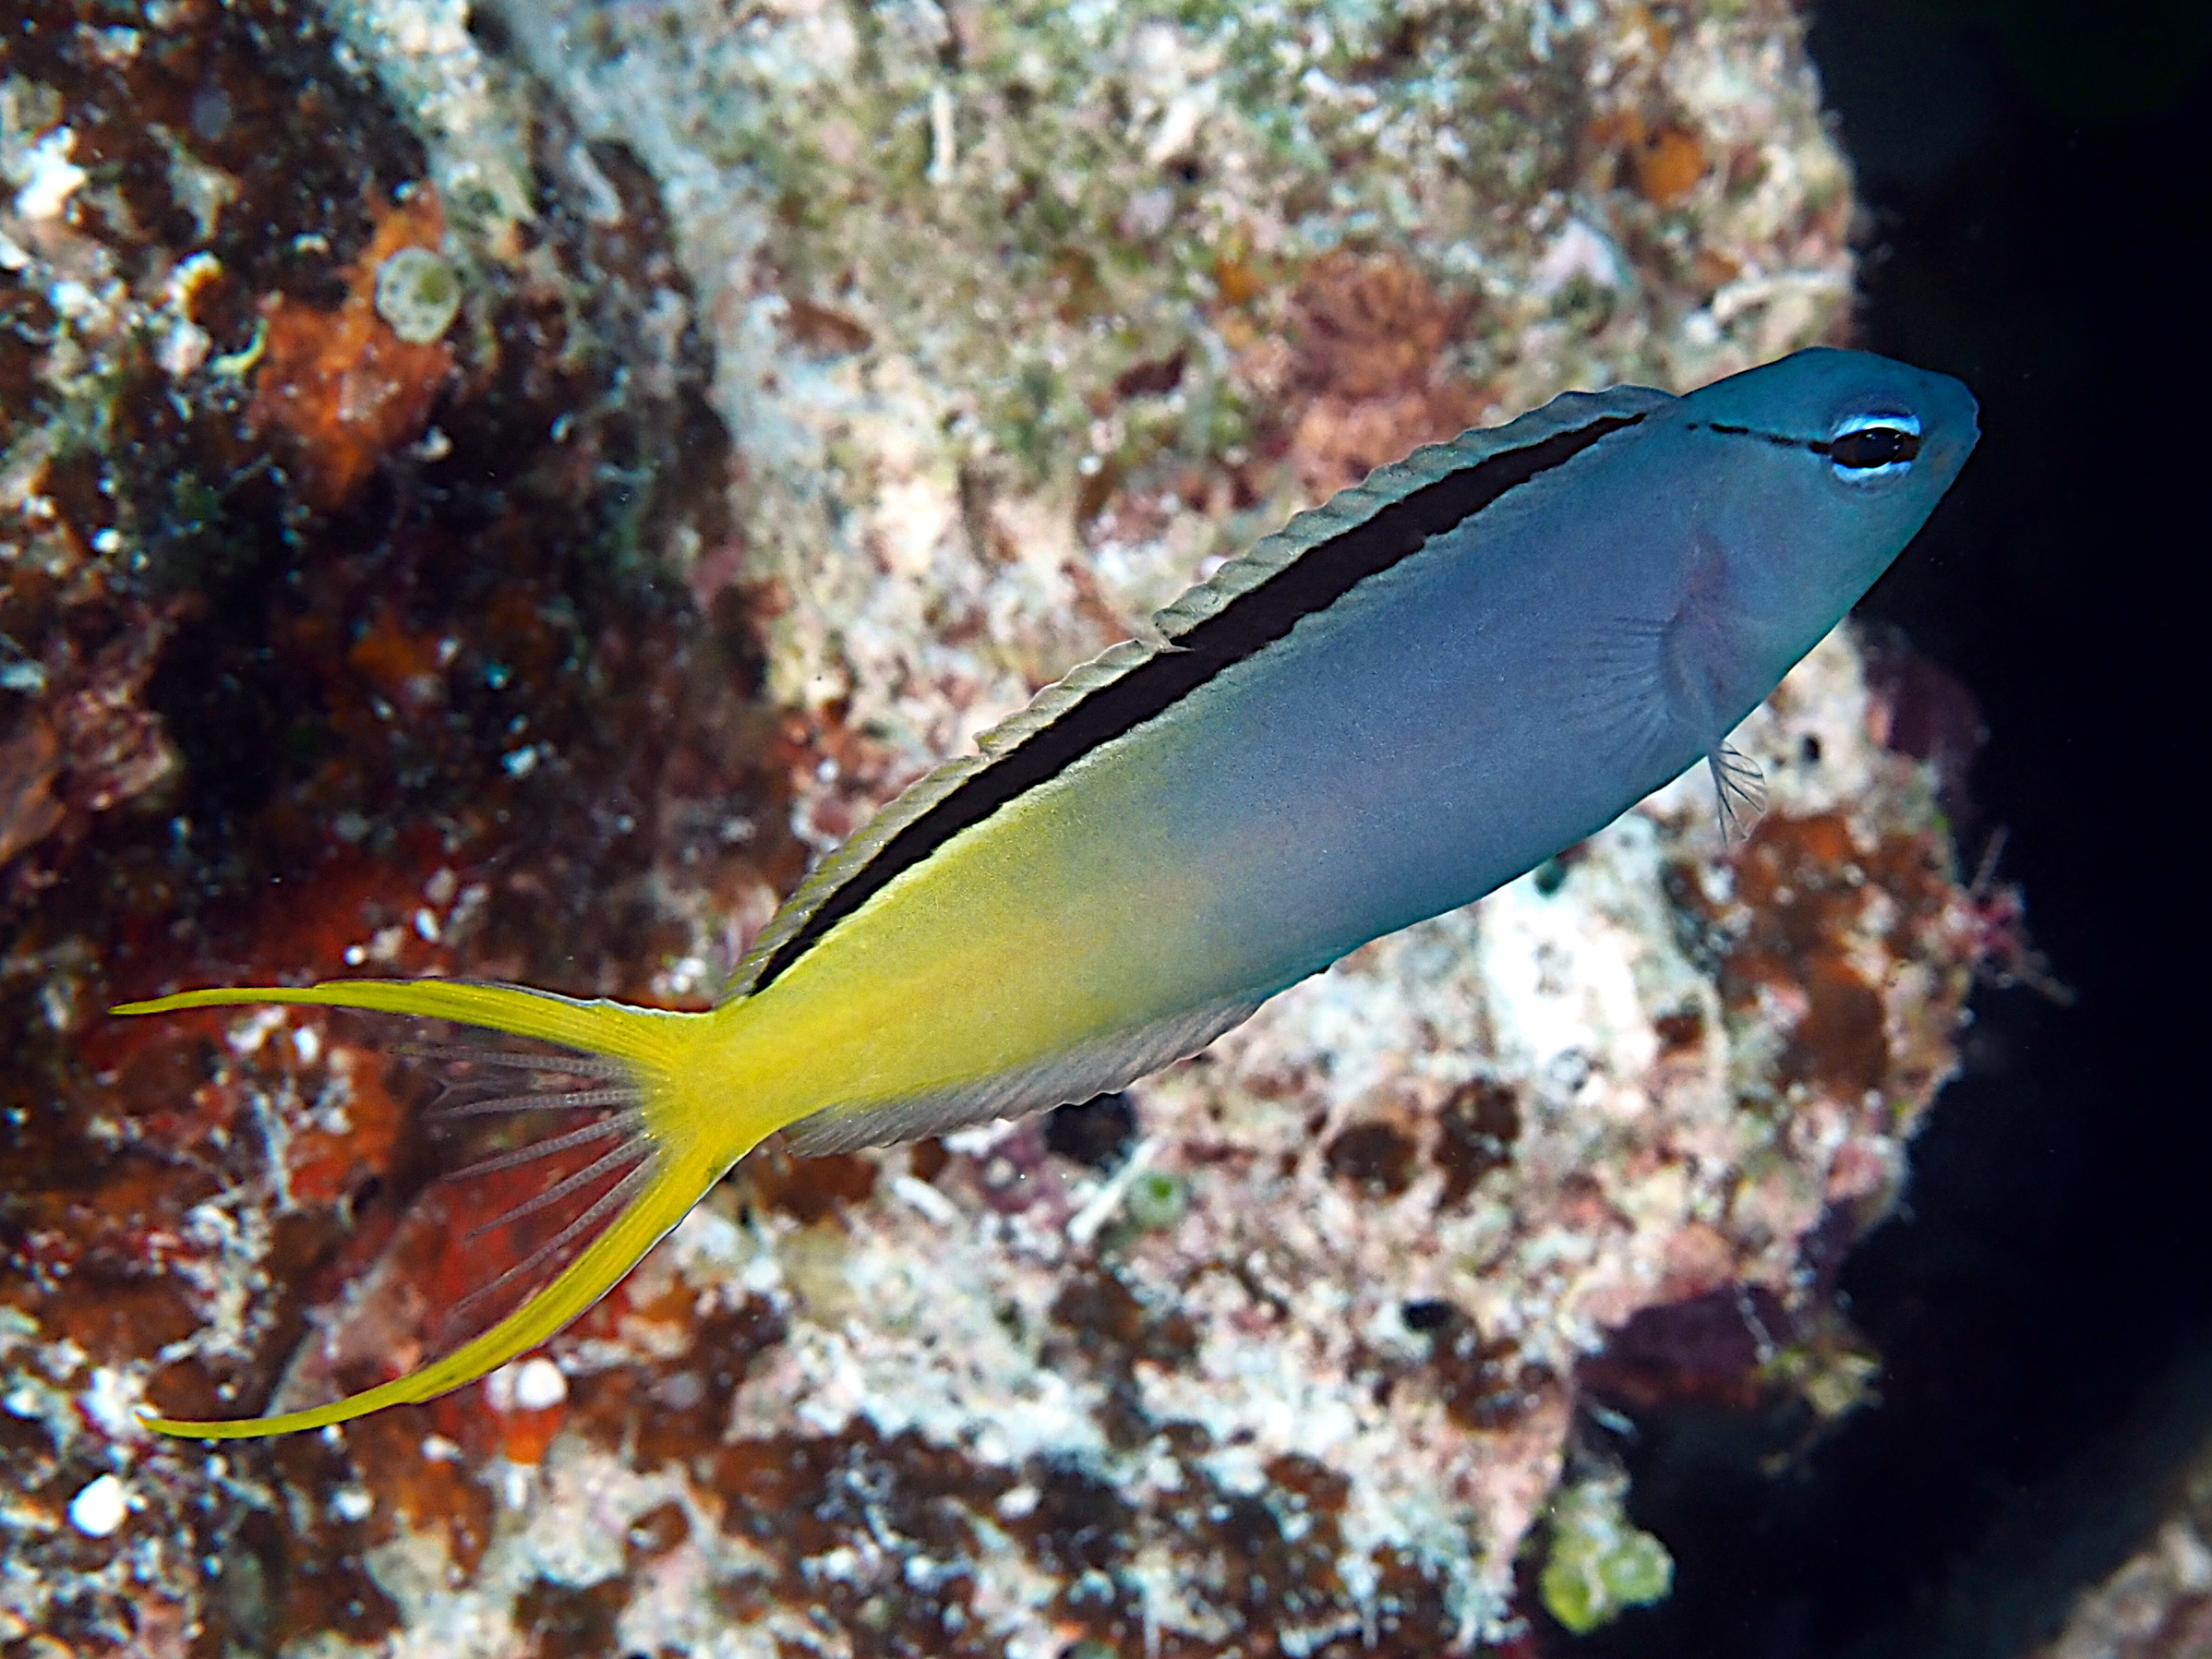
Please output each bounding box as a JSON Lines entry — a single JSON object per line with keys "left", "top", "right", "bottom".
{"left": 750, "top": 408, "right": 1648, "bottom": 992}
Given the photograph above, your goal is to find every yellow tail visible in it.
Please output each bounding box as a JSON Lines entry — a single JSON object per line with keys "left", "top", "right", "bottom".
{"left": 112, "top": 980, "right": 732, "bottom": 1439}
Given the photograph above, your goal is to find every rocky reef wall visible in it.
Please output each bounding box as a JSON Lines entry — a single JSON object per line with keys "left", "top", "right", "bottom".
{"left": 1, "top": 3, "right": 1989, "bottom": 1653}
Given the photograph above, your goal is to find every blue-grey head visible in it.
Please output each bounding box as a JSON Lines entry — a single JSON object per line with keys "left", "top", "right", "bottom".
{"left": 1678, "top": 346, "right": 1979, "bottom": 668}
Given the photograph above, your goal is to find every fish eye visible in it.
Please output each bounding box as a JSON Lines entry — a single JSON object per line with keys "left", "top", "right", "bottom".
{"left": 1826, "top": 411, "right": 1922, "bottom": 483}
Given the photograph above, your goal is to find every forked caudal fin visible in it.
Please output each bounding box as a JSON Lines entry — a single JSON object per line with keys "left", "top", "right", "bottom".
{"left": 110, "top": 980, "right": 725, "bottom": 1439}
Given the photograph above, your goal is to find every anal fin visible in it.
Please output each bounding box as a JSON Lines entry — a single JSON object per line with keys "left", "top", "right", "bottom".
{"left": 778, "top": 995, "right": 1263, "bottom": 1155}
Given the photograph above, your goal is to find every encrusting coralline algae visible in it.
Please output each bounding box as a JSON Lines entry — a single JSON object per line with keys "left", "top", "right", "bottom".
{"left": 1, "top": 1, "right": 1993, "bottom": 1653}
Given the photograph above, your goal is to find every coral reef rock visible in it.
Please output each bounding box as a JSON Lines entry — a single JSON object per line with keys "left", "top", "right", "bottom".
{"left": 0, "top": 1, "right": 1989, "bottom": 1654}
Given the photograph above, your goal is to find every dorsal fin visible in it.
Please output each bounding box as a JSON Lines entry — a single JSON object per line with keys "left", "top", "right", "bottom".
{"left": 722, "top": 383, "right": 1672, "bottom": 1004}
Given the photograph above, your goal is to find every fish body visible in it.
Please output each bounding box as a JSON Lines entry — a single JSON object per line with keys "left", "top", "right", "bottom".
{"left": 120, "top": 347, "right": 1978, "bottom": 1436}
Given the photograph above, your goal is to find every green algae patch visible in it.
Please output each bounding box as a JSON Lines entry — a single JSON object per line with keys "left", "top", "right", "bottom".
{"left": 1540, "top": 1474, "right": 1676, "bottom": 1633}
{"left": 1124, "top": 1165, "right": 1191, "bottom": 1232}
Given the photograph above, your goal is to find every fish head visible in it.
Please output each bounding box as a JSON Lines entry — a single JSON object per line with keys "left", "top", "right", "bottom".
{"left": 1686, "top": 346, "right": 1979, "bottom": 657}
